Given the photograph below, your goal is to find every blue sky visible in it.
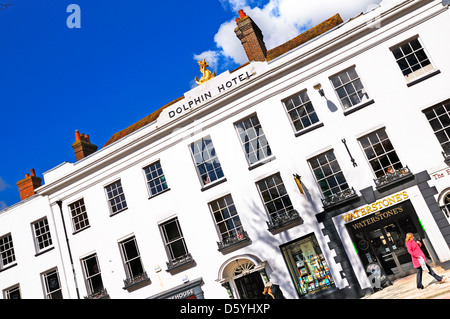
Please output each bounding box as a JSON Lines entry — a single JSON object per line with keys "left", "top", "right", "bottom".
{"left": 0, "top": 0, "right": 382, "bottom": 209}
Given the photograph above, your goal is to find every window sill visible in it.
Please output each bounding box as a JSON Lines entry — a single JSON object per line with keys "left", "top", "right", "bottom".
{"left": 123, "top": 272, "right": 151, "bottom": 291}
{"left": 217, "top": 230, "right": 251, "bottom": 254}
{"left": 248, "top": 156, "right": 276, "bottom": 171}
{"left": 110, "top": 207, "right": 128, "bottom": 217}
{"left": 201, "top": 178, "right": 227, "bottom": 192}
{"left": 294, "top": 122, "right": 324, "bottom": 137}
{"left": 0, "top": 262, "right": 17, "bottom": 273}
{"left": 35, "top": 246, "right": 55, "bottom": 257}
{"left": 166, "top": 253, "right": 196, "bottom": 274}
{"left": 267, "top": 209, "right": 303, "bottom": 235}
{"left": 148, "top": 187, "right": 171, "bottom": 200}
{"left": 406, "top": 69, "right": 441, "bottom": 87}
{"left": 343, "top": 99, "right": 375, "bottom": 116}
{"left": 72, "top": 225, "right": 91, "bottom": 235}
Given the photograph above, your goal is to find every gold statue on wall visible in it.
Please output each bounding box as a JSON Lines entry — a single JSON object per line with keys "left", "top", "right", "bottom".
{"left": 195, "top": 59, "right": 216, "bottom": 85}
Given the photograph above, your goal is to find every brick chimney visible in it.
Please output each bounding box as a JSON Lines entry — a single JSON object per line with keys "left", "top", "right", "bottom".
{"left": 234, "top": 9, "right": 267, "bottom": 62}
{"left": 71, "top": 130, "right": 98, "bottom": 161}
{"left": 16, "top": 169, "right": 42, "bottom": 201}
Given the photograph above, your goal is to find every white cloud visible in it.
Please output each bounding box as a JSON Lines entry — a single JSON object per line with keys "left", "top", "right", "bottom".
{"left": 0, "top": 177, "right": 10, "bottom": 192}
{"left": 196, "top": 0, "right": 384, "bottom": 68}
{"left": 193, "top": 50, "right": 221, "bottom": 71}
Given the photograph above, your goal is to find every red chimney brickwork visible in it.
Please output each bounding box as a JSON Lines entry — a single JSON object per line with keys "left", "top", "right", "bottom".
{"left": 234, "top": 10, "right": 267, "bottom": 62}
{"left": 72, "top": 130, "right": 98, "bottom": 161}
{"left": 16, "top": 169, "right": 42, "bottom": 201}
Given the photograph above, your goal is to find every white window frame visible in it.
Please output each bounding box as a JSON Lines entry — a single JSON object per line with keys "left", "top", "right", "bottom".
{"left": 118, "top": 236, "right": 145, "bottom": 280}
{"left": 329, "top": 66, "right": 371, "bottom": 112}
{"left": 255, "top": 172, "right": 294, "bottom": 222}
{"left": 143, "top": 160, "right": 169, "bottom": 198}
{"left": 189, "top": 135, "right": 225, "bottom": 187}
{"left": 42, "top": 268, "right": 63, "bottom": 299}
{"left": 3, "top": 284, "right": 21, "bottom": 299}
{"left": 81, "top": 253, "right": 105, "bottom": 296}
{"left": 307, "top": 149, "right": 349, "bottom": 199}
{"left": 0, "top": 233, "right": 16, "bottom": 270}
{"left": 234, "top": 113, "right": 273, "bottom": 167}
{"left": 282, "top": 89, "right": 321, "bottom": 134}
{"left": 390, "top": 35, "right": 437, "bottom": 84}
{"left": 68, "top": 198, "right": 90, "bottom": 233}
{"left": 104, "top": 179, "right": 128, "bottom": 216}
{"left": 357, "top": 127, "right": 403, "bottom": 179}
{"left": 208, "top": 194, "right": 244, "bottom": 242}
{"left": 32, "top": 217, "right": 53, "bottom": 254}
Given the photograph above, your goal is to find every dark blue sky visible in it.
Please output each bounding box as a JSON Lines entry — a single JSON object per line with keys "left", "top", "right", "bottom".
{"left": 0, "top": 1, "right": 245, "bottom": 208}
{"left": 0, "top": 0, "right": 378, "bottom": 208}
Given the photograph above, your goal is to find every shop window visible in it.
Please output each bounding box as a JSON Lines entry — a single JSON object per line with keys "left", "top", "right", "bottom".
{"left": 68, "top": 198, "right": 90, "bottom": 233}
{"left": 358, "top": 128, "right": 411, "bottom": 189}
{"left": 330, "top": 66, "right": 371, "bottom": 112}
{"left": 281, "top": 234, "right": 335, "bottom": 298}
{"left": 0, "top": 233, "right": 16, "bottom": 270}
{"left": 423, "top": 99, "right": 450, "bottom": 164}
{"left": 42, "top": 268, "right": 63, "bottom": 299}
{"left": 190, "top": 136, "right": 225, "bottom": 187}
{"left": 235, "top": 114, "right": 273, "bottom": 167}
{"left": 143, "top": 161, "right": 169, "bottom": 197}
{"left": 390, "top": 37, "right": 438, "bottom": 85}
{"left": 282, "top": 90, "right": 321, "bottom": 134}
{"left": 32, "top": 217, "right": 53, "bottom": 254}
{"left": 105, "top": 180, "right": 128, "bottom": 216}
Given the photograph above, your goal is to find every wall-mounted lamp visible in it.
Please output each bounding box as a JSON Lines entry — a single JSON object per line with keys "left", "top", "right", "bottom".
{"left": 313, "top": 83, "right": 325, "bottom": 97}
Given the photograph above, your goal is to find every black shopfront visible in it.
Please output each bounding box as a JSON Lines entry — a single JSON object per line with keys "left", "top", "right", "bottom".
{"left": 346, "top": 200, "right": 432, "bottom": 285}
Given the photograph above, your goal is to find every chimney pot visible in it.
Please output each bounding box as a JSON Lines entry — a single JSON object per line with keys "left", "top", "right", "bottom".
{"left": 72, "top": 131, "right": 98, "bottom": 161}
{"left": 235, "top": 11, "right": 267, "bottom": 62}
{"left": 17, "top": 169, "right": 42, "bottom": 201}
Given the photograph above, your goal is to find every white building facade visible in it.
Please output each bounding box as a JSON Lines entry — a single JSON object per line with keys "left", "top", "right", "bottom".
{"left": 1, "top": 0, "right": 450, "bottom": 299}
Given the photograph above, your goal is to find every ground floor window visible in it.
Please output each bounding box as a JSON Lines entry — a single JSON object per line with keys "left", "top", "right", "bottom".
{"left": 281, "top": 233, "right": 335, "bottom": 297}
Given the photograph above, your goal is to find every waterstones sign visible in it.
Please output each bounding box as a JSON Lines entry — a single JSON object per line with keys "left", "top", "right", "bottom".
{"left": 158, "top": 63, "right": 262, "bottom": 126}
{"left": 340, "top": 191, "right": 409, "bottom": 223}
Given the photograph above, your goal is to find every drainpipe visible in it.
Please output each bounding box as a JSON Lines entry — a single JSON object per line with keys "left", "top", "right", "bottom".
{"left": 56, "top": 200, "right": 80, "bottom": 299}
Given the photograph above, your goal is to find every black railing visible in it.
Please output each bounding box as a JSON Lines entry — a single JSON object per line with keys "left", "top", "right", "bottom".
{"left": 217, "top": 230, "right": 250, "bottom": 251}
{"left": 166, "top": 253, "right": 194, "bottom": 272}
{"left": 267, "top": 209, "right": 300, "bottom": 232}
{"left": 322, "top": 187, "right": 357, "bottom": 208}
{"left": 123, "top": 271, "right": 149, "bottom": 289}
{"left": 84, "top": 288, "right": 110, "bottom": 299}
{"left": 374, "top": 166, "right": 412, "bottom": 189}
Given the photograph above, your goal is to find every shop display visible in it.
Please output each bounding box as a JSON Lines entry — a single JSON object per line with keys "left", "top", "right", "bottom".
{"left": 281, "top": 233, "right": 336, "bottom": 297}
{"left": 296, "top": 253, "right": 334, "bottom": 296}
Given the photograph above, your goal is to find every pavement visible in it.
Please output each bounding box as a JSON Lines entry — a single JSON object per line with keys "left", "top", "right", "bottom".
{"left": 362, "top": 266, "right": 450, "bottom": 299}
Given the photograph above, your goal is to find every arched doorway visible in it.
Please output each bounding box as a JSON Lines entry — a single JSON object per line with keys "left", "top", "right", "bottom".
{"left": 216, "top": 254, "right": 269, "bottom": 299}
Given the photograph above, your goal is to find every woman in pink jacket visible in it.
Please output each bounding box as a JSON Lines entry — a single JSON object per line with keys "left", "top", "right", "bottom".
{"left": 405, "top": 233, "right": 446, "bottom": 290}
